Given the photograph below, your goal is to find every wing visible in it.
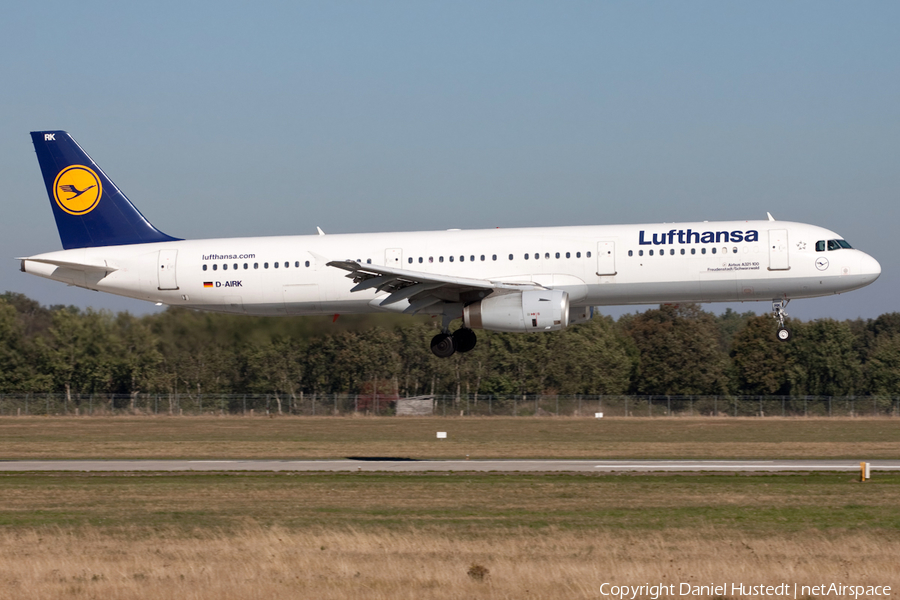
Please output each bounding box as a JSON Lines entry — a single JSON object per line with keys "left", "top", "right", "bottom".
{"left": 326, "top": 259, "right": 545, "bottom": 313}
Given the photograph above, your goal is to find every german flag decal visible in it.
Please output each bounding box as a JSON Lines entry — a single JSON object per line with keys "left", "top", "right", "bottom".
{"left": 203, "top": 282, "right": 213, "bottom": 288}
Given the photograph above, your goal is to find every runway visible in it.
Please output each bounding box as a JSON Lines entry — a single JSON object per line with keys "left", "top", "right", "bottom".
{"left": 2, "top": 459, "right": 898, "bottom": 472}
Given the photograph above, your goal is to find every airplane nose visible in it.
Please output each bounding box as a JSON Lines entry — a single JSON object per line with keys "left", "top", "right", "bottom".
{"left": 861, "top": 253, "right": 881, "bottom": 281}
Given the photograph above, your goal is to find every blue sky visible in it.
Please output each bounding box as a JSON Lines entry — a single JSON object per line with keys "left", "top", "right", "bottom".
{"left": 1, "top": 1, "right": 897, "bottom": 320}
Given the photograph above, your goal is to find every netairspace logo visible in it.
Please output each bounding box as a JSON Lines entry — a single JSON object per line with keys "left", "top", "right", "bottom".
{"left": 599, "top": 582, "right": 891, "bottom": 599}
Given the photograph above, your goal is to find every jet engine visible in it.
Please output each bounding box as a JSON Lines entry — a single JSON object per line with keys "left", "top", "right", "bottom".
{"left": 463, "top": 290, "right": 570, "bottom": 333}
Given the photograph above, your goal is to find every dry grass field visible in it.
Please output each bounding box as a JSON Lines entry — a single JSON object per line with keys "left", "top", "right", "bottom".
{"left": 2, "top": 527, "right": 898, "bottom": 600}
{"left": 0, "top": 471, "right": 898, "bottom": 599}
{"left": 0, "top": 415, "right": 898, "bottom": 459}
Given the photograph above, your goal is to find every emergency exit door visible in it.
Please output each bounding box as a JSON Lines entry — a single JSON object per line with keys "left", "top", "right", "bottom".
{"left": 596, "top": 241, "right": 616, "bottom": 276}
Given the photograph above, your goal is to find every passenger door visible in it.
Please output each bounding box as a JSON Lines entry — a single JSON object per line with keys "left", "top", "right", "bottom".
{"left": 157, "top": 249, "right": 179, "bottom": 290}
{"left": 768, "top": 230, "right": 790, "bottom": 271}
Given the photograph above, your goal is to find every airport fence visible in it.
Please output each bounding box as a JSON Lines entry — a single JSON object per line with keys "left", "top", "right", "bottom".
{"left": 0, "top": 393, "right": 897, "bottom": 417}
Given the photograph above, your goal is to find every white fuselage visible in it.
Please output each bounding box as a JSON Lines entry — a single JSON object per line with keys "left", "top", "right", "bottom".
{"left": 21, "top": 220, "right": 881, "bottom": 317}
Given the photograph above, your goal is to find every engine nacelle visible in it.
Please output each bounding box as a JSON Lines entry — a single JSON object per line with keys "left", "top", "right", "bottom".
{"left": 463, "top": 290, "right": 570, "bottom": 333}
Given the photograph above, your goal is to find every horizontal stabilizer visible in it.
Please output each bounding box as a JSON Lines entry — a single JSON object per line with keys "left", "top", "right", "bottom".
{"left": 18, "top": 256, "right": 117, "bottom": 273}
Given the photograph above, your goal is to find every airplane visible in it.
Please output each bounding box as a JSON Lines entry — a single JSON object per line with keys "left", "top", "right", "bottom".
{"left": 20, "top": 131, "right": 881, "bottom": 357}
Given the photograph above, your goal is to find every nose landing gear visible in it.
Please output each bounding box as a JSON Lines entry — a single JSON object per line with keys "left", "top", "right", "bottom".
{"left": 773, "top": 299, "right": 791, "bottom": 342}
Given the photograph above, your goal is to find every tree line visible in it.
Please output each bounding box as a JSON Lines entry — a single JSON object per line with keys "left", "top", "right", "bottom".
{"left": 1, "top": 291, "right": 899, "bottom": 400}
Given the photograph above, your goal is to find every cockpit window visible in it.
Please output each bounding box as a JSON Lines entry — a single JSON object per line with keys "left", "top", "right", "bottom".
{"left": 818, "top": 239, "right": 853, "bottom": 251}
{"left": 827, "top": 239, "right": 853, "bottom": 251}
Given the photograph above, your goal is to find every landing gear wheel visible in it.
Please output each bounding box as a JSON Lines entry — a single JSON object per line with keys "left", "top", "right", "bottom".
{"left": 772, "top": 298, "right": 791, "bottom": 342}
{"left": 453, "top": 328, "right": 477, "bottom": 353}
{"left": 430, "top": 332, "right": 456, "bottom": 358}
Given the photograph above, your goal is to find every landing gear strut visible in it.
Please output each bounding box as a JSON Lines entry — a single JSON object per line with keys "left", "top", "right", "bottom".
{"left": 773, "top": 298, "right": 791, "bottom": 342}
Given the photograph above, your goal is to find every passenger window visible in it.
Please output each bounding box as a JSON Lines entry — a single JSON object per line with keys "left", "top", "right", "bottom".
{"left": 649, "top": 250, "right": 654, "bottom": 256}
{"left": 274, "top": 262, "right": 279, "bottom": 268}
{"left": 223, "top": 264, "right": 228, "bottom": 270}
{"left": 459, "top": 256, "right": 463, "bottom": 262}
{"left": 244, "top": 263, "right": 248, "bottom": 269}
{"left": 202, "top": 264, "right": 207, "bottom": 271}
{"left": 508, "top": 254, "right": 513, "bottom": 260}
{"left": 586, "top": 251, "right": 591, "bottom": 258}
{"left": 264, "top": 262, "right": 269, "bottom": 268}
{"left": 408, "top": 258, "right": 413, "bottom": 264}
{"left": 480, "top": 255, "right": 485, "bottom": 261}
{"left": 545, "top": 253, "right": 550, "bottom": 259}
{"left": 628, "top": 250, "right": 633, "bottom": 257}
{"left": 449, "top": 256, "right": 454, "bottom": 262}
{"left": 638, "top": 250, "right": 643, "bottom": 256}
{"left": 492, "top": 255, "right": 497, "bottom": 261}
{"left": 305, "top": 261, "right": 310, "bottom": 267}
{"left": 691, "top": 248, "right": 696, "bottom": 255}
{"left": 419, "top": 257, "right": 423, "bottom": 263}
{"left": 669, "top": 249, "right": 674, "bottom": 255}
{"left": 701, "top": 248, "right": 706, "bottom": 255}
{"left": 284, "top": 261, "right": 289, "bottom": 268}
{"left": 555, "top": 252, "right": 560, "bottom": 259}
{"left": 732, "top": 247, "right": 737, "bottom": 254}
{"left": 440, "top": 257, "right": 444, "bottom": 263}
{"left": 471, "top": 255, "right": 475, "bottom": 262}
{"left": 213, "top": 264, "right": 218, "bottom": 271}
{"left": 680, "top": 249, "right": 685, "bottom": 255}
{"left": 576, "top": 252, "right": 581, "bottom": 258}
{"left": 429, "top": 257, "right": 434, "bottom": 263}
{"left": 711, "top": 248, "right": 716, "bottom": 255}
{"left": 254, "top": 263, "right": 259, "bottom": 269}
{"left": 294, "top": 261, "right": 299, "bottom": 268}
{"left": 566, "top": 252, "right": 571, "bottom": 258}
{"left": 524, "top": 254, "right": 529, "bottom": 260}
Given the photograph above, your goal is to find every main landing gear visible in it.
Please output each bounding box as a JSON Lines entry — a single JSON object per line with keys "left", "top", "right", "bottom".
{"left": 773, "top": 298, "right": 791, "bottom": 342}
{"left": 430, "top": 328, "right": 477, "bottom": 358}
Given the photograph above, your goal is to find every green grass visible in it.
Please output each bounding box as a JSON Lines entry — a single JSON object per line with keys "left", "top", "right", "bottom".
{"left": 2, "top": 471, "right": 898, "bottom": 535}
{"left": 1, "top": 416, "right": 899, "bottom": 459}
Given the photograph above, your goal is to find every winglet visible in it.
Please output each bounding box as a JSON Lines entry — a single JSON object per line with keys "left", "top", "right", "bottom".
{"left": 317, "top": 226, "right": 325, "bottom": 236}
{"left": 767, "top": 212, "right": 775, "bottom": 221}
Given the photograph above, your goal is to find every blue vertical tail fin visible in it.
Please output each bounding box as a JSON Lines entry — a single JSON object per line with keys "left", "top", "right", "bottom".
{"left": 31, "top": 131, "right": 180, "bottom": 249}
